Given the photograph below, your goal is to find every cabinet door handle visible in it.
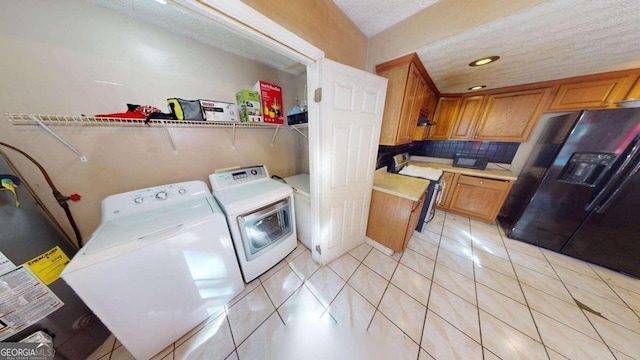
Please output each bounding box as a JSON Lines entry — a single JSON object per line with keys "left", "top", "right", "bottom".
{"left": 479, "top": 181, "right": 484, "bottom": 184}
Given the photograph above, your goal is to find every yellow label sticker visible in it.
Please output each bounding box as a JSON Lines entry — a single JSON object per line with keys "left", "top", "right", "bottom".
{"left": 24, "top": 246, "right": 70, "bottom": 285}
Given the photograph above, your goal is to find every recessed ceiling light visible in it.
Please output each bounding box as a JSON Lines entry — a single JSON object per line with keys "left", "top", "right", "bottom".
{"left": 468, "top": 85, "right": 487, "bottom": 91}
{"left": 469, "top": 56, "right": 500, "bottom": 67}
{"left": 154, "top": 0, "right": 167, "bottom": 4}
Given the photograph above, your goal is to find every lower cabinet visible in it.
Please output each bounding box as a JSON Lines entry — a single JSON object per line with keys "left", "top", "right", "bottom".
{"left": 435, "top": 171, "right": 456, "bottom": 209}
{"left": 366, "top": 190, "right": 426, "bottom": 252}
{"left": 436, "top": 172, "right": 513, "bottom": 222}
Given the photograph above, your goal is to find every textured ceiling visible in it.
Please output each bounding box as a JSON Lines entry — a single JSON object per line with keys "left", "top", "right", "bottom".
{"left": 332, "top": 0, "right": 439, "bottom": 37}
{"left": 88, "top": 0, "right": 640, "bottom": 94}
{"left": 87, "top": 0, "right": 304, "bottom": 75}
{"left": 403, "top": 0, "right": 640, "bottom": 93}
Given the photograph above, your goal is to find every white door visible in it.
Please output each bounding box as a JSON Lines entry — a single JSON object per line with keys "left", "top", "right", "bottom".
{"left": 310, "top": 58, "right": 388, "bottom": 265}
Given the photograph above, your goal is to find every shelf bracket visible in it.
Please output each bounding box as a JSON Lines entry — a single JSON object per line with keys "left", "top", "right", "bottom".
{"left": 232, "top": 123, "right": 237, "bottom": 150}
{"left": 270, "top": 125, "right": 281, "bottom": 147}
{"left": 291, "top": 125, "right": 308, "bottom": 139}
{"left": 161, "top": 120, "right": 178, "bottom": 154}
{"left": 29, "top": 115, "right": 88, "bottom": 162}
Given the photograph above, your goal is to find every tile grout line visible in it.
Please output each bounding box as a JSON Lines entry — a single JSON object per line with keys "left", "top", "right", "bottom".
{"left": 369, "top": 236, "right": 426, "bottom": 353}
{"left": 586, "top": 263, "right": 640, "bottom": 322}
{"left": 490, "top": 220, "right": 551, "bottom": 359}
{"left": 417, "top": 214, "right": 444, "bottom": 359}
{"left": 320, "top": 250, "right": 368, "bottom": 323}
{"left": 367, "top": 248, "right": 423, "bottom": 349}
{"left": 358, "top": 241, "right": 427, "bottom": 355}
{"left": 231, "top": 252, "right": 308, "bottom": 356}
{"left": 222, "top": 312, "right": 236, "bottom": 360}
{"left": 467, "top": 217, "right": 487, "bottom": 359}
{"left": 538, "top": 250, "right": 623, "bottom": 359}
{"left": 503, "top": 219, "right": 635, "bottom": 358}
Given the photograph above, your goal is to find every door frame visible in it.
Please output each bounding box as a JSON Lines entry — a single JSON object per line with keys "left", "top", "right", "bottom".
{"left": 174, "top": 0, "right": 327, "bottom": 262}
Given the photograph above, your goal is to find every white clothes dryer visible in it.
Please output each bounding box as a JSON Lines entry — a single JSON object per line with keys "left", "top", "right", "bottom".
{"left": 61, "top": 181, "right": 244, "bottom": 360}
{"left": 210, "top": 166, "right": 297, "bottom": 283}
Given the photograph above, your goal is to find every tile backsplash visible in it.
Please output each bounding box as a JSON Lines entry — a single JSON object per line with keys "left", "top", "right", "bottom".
{"left": 411, "top": 140, "right": 520, "bottom": 163}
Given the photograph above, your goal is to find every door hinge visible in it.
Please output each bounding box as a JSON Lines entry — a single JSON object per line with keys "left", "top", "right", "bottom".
{"left": 314, "top": 88, "right": 322, "bottom": 103}
{"left": 315, "top": 245, "right": 322, "bottom": 255}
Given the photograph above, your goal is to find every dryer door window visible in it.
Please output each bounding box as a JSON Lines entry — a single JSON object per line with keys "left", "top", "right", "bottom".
{"left": 237, "top": 197, "right": 293, "bottom": 261}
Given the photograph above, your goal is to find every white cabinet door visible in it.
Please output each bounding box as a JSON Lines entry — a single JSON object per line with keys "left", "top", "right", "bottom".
{"left": 311, "top": 58, "right": 387, "bottom": 264}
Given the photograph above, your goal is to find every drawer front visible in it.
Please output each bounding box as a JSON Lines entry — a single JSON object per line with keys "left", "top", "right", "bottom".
{"left": 457, "top": 175, "right": 509, "bottom": 191}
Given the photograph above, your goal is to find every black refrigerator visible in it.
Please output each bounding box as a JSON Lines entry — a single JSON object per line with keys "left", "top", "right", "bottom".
{"left": 506, "top": 107, "right": 640, "bottom": 278}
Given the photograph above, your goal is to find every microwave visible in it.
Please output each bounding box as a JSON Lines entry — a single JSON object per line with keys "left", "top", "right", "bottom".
{"left": 452, "top": 154, "right": 489, "bottom": 170}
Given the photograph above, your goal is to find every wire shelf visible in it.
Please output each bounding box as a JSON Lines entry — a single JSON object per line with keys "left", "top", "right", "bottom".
{"left": 5, "top": 113, "right": 285, "bottom": 159}
{"left": 6, "top": 113, "right": 281, "bottom": 129}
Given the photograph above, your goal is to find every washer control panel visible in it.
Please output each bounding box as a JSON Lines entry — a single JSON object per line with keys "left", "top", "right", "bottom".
{"left": 209, "top": 165, "right": 269, "bottom": 191}
{"left": 131, "top": 185, "right": 185, "bottom": 205}
{"left": 101, "top": 181, "right": 210, "bottom": 219}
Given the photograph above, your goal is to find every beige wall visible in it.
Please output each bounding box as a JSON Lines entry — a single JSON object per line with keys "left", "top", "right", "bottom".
{"left": 0, "top": 0, "right": 303, "bottom": 242}
{"left": 367, "top": 0, "right": 547, "bottom": 72}
{"left": 241, "top": 0, "right": 368, "bottom": 70}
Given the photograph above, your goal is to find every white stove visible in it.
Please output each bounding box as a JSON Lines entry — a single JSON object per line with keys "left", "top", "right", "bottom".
{"left": 391, "top": 153, "right": 444, "bottom": 230}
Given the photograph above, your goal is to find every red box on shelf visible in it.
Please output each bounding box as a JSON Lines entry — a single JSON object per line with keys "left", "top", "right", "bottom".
{"left": 253, "top": 80, "right": 284, "bottom": 124}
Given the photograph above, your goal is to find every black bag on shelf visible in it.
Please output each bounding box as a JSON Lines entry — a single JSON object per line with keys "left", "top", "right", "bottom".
{"left": 167, "top": 98, "right": 204, "bottom": 120}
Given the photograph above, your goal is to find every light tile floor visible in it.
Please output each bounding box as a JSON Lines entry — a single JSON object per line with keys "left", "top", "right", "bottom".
{"left": 88, "top": 210, "right": 640, "bottom": 360}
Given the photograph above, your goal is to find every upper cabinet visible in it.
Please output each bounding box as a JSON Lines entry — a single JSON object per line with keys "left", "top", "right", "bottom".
{"left": 450, "top": 96, "right": 485, "bottom": 140}
{"left": 420, "top": 80, "right": 438, "bottom": 119}
{"left": 376, "top": 53, "right": 438, "bottom": 145}
{"left": 623, "top": 75, "right": 640, "bottom": 100}
{"left": 475, "top": 88, "right": 552, "bottom": 142}
{"left": 393, "top": 62, "right": 640, "bottom": 144}
{"left": 427, "top": 97, "right": 460, "bottom": 140}
{"left": 548, "top": 75, "right": 633, "bottom": 111}
{"left": 428, "top": 88, "right": 551, "bottom": 142}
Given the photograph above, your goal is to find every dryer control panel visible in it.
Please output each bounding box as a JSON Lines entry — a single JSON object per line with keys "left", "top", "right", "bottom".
{"left": 209, "top": 165, "right": 269, "bottom": 191}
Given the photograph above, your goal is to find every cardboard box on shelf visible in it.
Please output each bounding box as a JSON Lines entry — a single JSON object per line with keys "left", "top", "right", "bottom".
{"left": 253, "top": 80, "right": 284, "bottom": 124}
{"left": 199, "top": 100, "right": 238, "bottom": 122}
{"left": 236, "top": 89, "right": 262, "bottom": 122}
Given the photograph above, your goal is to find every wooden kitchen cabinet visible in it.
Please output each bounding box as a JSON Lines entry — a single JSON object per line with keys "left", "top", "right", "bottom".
{"left": 425, "top": 88, "right": 549, "bottom": 142}
{"left": 450, "top": 95, "right": 485, "bottom": 140}
{"left": 376, "top": 55, "right": 425, "bottom": 145}
{"left": 435, "top": 171, "right": 456, "bottom": 209}
{"left": 623, "top": 75, "right": 640, "bottom": 100}
{"left": 435, "top": 171, "right": 513, "bottom": 222}
{"left": 367, "top": 190, "right": 426, "bottom": 252}
{"left": 377, "top": 53, "right": 440, "bottom": 145}
{"left": 416, "top": 76, "right": 429, "bottom": 115}
{"left": 549, "top": 76, "right": 632, "bottom": 111}
{"left": 428, "top": 97, "right": 461, "bottom": 140}
{"left": 421, "top": 83, "right": 438, "bottom": 119}
{"left": 448, "top": 174, "right": 513, "bottom": 222}
{"left": 474, "top": 88, "right": 552, "bottom": 142}
{"left": 413, "top": 124, "right": 429, "bottom": 141}
{"left": 413, "top": 85, "right": 438, "bottom": 141}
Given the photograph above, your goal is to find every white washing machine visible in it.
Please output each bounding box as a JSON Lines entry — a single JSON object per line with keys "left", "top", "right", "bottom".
{"left": 210, "top": 166, "right": 297, "bottom": 283}
{"left": 284, "top": 173, "right": 311, "bottom": 250}
{"left": 61, "top": 181, "right": 244, "bottom": 360}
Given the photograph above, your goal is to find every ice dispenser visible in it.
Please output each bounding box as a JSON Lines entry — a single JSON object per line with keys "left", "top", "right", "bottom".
{"left": 557, "top": 152, "right": 616, "bottom": 186}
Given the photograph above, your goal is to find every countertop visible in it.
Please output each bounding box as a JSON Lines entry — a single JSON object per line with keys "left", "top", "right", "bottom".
{"left": 373, "top": 169, "right": 429, "bottom": 201}
{"left": 409, "top": 161, "right": 517, "bottom": 181}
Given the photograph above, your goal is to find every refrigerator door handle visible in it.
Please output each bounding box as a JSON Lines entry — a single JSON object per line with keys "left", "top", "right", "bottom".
{"left": 595, "top": 157, "right": 640, "bottom": 213}
{"left": 584, "top": 136, "right": 640, "bottom": 211}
